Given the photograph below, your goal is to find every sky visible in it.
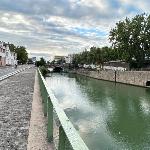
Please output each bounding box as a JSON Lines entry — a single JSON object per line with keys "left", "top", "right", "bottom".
{"left": 0, "top": 0, "right": 150, "bottom": 59}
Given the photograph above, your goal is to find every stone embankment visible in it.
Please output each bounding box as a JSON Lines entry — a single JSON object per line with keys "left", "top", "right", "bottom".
{"left": 72, "top": 69, "right": 150, "bottom": 87}
{"left": 0, "top": 68, "right": 35, "bottom": 149}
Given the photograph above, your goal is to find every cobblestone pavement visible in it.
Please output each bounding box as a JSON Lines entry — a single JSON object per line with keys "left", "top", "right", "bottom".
{"left": 0, "top": 68, "right": 36, "bottom": 150}
{"left": 0, "top": 65, "right": 33, "bottom": 77}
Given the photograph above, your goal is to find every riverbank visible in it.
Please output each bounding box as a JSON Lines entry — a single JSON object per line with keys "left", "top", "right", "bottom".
{"left": 70, "top": 69, "right": 150, "bottom": 87}
{"left": 0, "top": 68, "right": 35, "bottom": 149}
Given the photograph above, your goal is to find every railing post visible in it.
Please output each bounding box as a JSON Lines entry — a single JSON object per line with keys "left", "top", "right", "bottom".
{"left": 58, "top": 126, "right": 66, "bottom": 150}
{"left": 47, "top": 96, "right": 53, "bottom": 142}
{"left": 43, "top": 87, "right": 47, "bottom": 116}
{"left": 39, "top": 73, "right": 44, "bottom": 101}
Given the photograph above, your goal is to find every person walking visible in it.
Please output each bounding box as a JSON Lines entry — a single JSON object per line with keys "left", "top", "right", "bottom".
{"left": 15, "top": 60, "right": 18, "bottom": 69}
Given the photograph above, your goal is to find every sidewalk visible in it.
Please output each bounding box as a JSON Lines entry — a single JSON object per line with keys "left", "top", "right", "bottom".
{"left": 27, "top": 71, "right": 54, "bottom": 150}
{"left": 0, "top": 65, "right": 34, "bottom": 77}
{"left": 0, "top": 68, "right": 35, "bottom": 149}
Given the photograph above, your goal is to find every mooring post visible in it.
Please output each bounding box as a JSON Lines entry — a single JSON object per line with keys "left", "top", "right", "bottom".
{"left": 115, "top": 70, "right": 116, "bottom": 83}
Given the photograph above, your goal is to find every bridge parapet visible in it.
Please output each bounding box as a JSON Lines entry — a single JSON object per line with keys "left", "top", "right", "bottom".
{"left": 38, "top": 68, "right": 89, "bottom": 150}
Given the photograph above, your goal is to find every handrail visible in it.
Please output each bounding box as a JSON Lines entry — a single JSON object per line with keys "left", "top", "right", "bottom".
{"left": 38, "top": 68, "right": 89, "bottom": 150}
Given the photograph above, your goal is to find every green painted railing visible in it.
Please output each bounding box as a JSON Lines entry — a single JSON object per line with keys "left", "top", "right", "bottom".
{"left": 38, "top": 68, "right": 89, "bottom": 150}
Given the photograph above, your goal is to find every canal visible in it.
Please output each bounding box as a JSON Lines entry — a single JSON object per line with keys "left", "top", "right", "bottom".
{"left": 46, "top": 73, "right": 150, "bottom": 150}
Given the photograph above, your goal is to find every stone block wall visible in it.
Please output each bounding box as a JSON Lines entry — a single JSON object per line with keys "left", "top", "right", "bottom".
{"left": 116, "top": 71, "right": 150, "bottom": 87}
{"left": 75, "top": 69, "right": 150, "bottom": 87}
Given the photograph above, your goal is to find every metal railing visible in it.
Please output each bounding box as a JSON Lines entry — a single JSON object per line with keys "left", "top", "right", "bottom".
{"left": 38, "top": 68, "right": 89, "bottom": 150}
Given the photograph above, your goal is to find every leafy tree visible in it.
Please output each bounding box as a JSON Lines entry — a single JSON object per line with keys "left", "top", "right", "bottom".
{"left": 35, "top": 57, "right": 46, "bottom": 67}
{"left": 1, "top": 42, "right": 28, "bottom": 64}
{"left": 72, "top": 46, "right": 118, "bottom": 68}
{"left": 15, "top": 46, "right": 28, "bottom": 64}
{"left": 39, "top": 66, "right": 49, "bottom": 76}
{"left": 9, "top": 43, "right": 16, "bottom": 52}
{"left": 110, "top": 13, "right": 150, "bottom": 68}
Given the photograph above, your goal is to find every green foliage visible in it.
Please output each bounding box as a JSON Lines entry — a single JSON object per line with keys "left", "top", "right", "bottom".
{"left": 109, "top": 13, "right": 150, "bottom": 68}
{"left": 72, "top": 47, "right": 119, "bottom": 66}
{"left": 7, "top": 43, "right": 28, "bottom": 64}
{"left": 15, "top": 46, "right": 28, "bottom": 64}
{"left": 73, "top": 14, "right": 150, "bottom": 69}
{"left": 39, "top": 66, "right": 49, "bottom": 76}
{"left": 9, "top": 43, "right": 16, "bottom": 52}
{"left": 35, "top": 57, "right": 46, "bottom": 67}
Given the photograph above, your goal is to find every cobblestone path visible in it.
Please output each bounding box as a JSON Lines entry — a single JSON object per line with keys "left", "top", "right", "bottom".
{"left": 0, "top": 68, "right": 35, "bottom": 150}
{"left": 0, "top": 65, "right": 33, "bottom": 77}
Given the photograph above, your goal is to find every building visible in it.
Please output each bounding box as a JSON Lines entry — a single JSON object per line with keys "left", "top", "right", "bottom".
{"left": 64, "top": 54, "right": 73, "bottom": 64}
{"left": 103, "top": 60, "right": 129, "bottom": 71}
{"left": 54, "top": 56, "right": 64, "bottom": 62}
{"left": 0, "top": 42, "right": 6, "bottom": 66}
{"left": 0, "top": 41, "right": 17, "bottom": 66}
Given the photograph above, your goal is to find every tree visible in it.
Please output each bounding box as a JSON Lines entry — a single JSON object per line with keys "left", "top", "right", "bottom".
{"left": 109, "top": 13, "right": 150, "bottom": 68}
{"left": 9, "top": 43, "right": 16, "bottom": 52}
{"left": 35, "top": 57, "right": 46, "bottom": 67}
{"left": 15, "top": 46, "right": 28, "bottom": 64}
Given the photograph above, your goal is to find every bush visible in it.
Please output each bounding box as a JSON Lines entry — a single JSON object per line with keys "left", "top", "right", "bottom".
{"left": 39, "top": 66, "right": 49, "bottom": 76}
{"left": 35, "top": 57, "right": 46, "bottom": 67}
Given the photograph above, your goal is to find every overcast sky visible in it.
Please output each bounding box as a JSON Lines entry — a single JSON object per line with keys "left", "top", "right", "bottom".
{"left": 0, "top": 0, "right": 149, "bottom": 58}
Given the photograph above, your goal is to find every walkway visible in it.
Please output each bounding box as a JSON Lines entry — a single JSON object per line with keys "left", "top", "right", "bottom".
{"left": 0, "top": 65, "right": 33, "bottom": 77}
{"left": 0, "top": 68, "right": 35, "bottom": 149}
{"left": 27, "top": 71, "right": 54, "bottom": 150}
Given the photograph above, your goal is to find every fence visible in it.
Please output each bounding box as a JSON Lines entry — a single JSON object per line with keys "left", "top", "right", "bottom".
{"left": 38, "top": 68, "right": 89, "bottom": 150}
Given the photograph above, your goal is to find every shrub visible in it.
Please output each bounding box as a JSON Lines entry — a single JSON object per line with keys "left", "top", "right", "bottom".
{"left": 39, "top": 66, "right": 49, "bottom": 76}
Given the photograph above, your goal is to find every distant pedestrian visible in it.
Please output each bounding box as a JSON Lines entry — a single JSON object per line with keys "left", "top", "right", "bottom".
{"left": 15, "top": 60, "right": 18, "bottom": 69}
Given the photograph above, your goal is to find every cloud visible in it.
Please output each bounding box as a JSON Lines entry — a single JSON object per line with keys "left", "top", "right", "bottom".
{"left": 0, "top": 0, "right": 149, "bottom": 57}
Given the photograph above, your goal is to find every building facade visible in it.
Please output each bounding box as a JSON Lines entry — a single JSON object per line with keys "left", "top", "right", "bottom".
{"left": 64, "top": 54, "right": 73, "bottom": 64}
{"left": 0, "top": 41, "right": 17, "bottom": 66}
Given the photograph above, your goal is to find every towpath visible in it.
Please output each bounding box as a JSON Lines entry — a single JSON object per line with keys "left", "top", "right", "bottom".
{"left": 0, "top": 68, "right": 35, "bottom": 149}
{"left": 0, "top": 65, "right": 31, "bottom": 77}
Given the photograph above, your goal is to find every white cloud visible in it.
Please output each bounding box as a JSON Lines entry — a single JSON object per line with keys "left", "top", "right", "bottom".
{"left": 0, "top": 0, "right": 149, "bottom": 57}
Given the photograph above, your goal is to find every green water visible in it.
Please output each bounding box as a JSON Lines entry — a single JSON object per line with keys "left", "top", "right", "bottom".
{"left": 46, "top": 73, "right": 150, "bottom": 150}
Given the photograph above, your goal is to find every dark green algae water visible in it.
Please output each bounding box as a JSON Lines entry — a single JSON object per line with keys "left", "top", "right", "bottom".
{"left": 46, "top": 73, "right": 150, "bottom": 150}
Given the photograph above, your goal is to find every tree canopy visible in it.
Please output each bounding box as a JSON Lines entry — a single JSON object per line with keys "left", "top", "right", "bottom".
{"left": 72, "top": 46, "right": 119, "bottom": 67}
{"left": 72, "top": 14, "right": 150, "bottom": 69}
{"left": 8, "top": 43, "right": 28, "bottom": 64}
{"left": 35, "top": 57, "right": 46, "bottom": 67}
{"left": 15, "top": 46, "right": 28, "bottom": 64}
{"left": 109, "top": 13, "right": 150, "bottom": 68}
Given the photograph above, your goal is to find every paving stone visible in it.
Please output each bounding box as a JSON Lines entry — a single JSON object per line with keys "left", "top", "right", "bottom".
{"left": 0, "top": 68, "right": 35, "bottom": 150}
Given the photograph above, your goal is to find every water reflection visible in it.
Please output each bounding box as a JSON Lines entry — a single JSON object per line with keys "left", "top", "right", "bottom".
{"left": 46, "top": 73, "right": 150, "bottom": 150}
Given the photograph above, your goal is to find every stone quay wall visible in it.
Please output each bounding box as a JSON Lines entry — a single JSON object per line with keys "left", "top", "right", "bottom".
{"left": 72, "top": 69, "right": 150, "bottom": 87}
